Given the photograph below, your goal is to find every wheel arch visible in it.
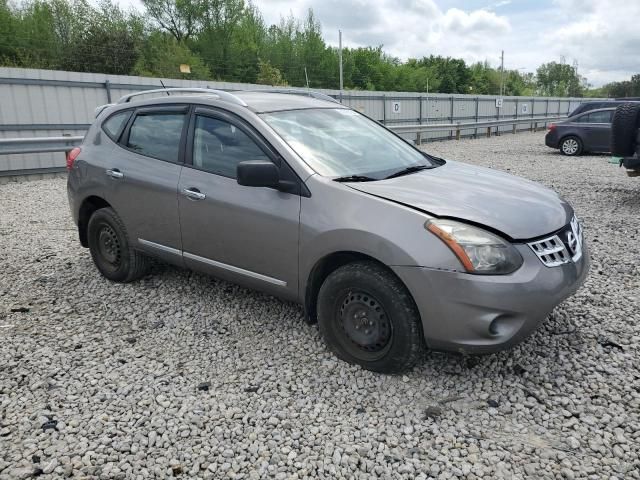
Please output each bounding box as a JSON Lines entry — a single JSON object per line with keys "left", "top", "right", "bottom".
{"left": 78, "top": 196, "right": 112, "bottom": 247}
{"left": 303, "top": 251, "right": 415, "bottom": 324}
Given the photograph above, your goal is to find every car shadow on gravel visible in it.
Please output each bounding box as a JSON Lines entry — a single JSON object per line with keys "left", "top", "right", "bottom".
{"left": 139, "top": 258, "right": 584, "bottom": 382}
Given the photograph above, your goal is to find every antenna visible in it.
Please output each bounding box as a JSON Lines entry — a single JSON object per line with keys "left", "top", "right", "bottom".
{"left": 159, "top": 79, "right": 170, "bottom": 96}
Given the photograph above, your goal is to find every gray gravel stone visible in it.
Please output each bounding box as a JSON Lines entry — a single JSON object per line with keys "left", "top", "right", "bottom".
{"left": 1, "top": 132, "right": 639, "bottom": 479}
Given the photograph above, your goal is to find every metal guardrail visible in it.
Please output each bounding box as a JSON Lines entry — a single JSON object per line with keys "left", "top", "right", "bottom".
{"left": 394, "top": 115, "right": 564, "bottom": 143}
{"left": 0, "top": 115, "right": 563, "bottom": 161}
{"left": 393, "top": 115, "right": 564, "bottom": 133}
{"left": 0, "top": 135, "right": 83, "bottom": 155}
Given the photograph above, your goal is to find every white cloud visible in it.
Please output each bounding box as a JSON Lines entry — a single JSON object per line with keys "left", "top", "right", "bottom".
{"left": 441, "top": 8, "right": 511, "bottom": 35}
{"left": 544, "top": 0, "right": 640, "bottom": 85}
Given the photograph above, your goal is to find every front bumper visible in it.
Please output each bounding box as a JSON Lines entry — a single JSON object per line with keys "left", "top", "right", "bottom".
{"left": 392, "top": 242, "right": 590, "bottom": 354}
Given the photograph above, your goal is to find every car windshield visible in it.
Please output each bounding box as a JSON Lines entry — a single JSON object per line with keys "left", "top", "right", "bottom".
{"left": 261, "top": 108, "right": 439, "bottom": 179}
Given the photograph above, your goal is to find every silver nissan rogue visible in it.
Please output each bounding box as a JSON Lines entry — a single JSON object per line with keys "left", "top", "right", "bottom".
{"left": 67, "top": 88, "right": 590, "bottom": 373}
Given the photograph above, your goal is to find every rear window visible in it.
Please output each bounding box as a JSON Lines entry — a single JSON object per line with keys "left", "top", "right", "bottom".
{"left": 126, "top": 113, "right": 186, "bottom": 162}
{"left": 102, "top": 111, "right": 130, "bottom": 141}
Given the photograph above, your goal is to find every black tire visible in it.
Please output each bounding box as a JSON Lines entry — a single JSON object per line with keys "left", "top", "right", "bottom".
{"left": 316, "top": 261, "right": 425, "bottom": 373}
{"left": 87, "top": 207, "right": 150, "bottom": 283}
{"left": 559, "top": 136, "right": 583, "bottom": 156}
{"left": 611, "top": 103, "right": 640, "bottom": 157}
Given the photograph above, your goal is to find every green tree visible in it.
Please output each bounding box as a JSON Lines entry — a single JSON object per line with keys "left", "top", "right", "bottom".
{"left": 142, "top": 0, "right": 203, "bottom": 42}
{"left": 195, "top": 0, "right": 245, "bottom": 79}
{"left": 601, "top": 74, "right": 640, "bottom": 98}
{"left": 226, "top": 2, "right": 264, "bottom": 82}
{"left": 536, "top": 61, "right": 583, "bottom": 97}
{"left": 64, "top": 0, "right": 144, "bottom": 75}
{"left": 418, "top": 56, "right": 471, "bottom": 94}
{"left": 256, "top": 59, "right": 287, "bottom": 86}
{"left": 0, "top": 0, "right": 17, "bottom": 62}
{"left": 133, "top": 31, "right": 211, "bottom": 79}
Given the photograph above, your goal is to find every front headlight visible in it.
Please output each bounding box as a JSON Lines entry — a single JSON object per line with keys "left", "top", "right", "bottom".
{"left": 425, "top": 219, "right": 523, "bottom": 274}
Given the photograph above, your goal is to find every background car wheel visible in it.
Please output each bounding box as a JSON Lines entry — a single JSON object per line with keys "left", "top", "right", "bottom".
{"left": 610, "top": 103, "right": 640, "bottom": 157}
{"left": 560, "top": 136, "right": 582, "bottom": 156}
{"left": 87, "top": 207, "right": 150, "bottom": 283}
{"left": 317, "top": 260, "right": 425, "bottom": 373}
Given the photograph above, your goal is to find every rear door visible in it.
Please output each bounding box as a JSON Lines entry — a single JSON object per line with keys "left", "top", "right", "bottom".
{"left": 576, "top": 110, "right": 612, "bottom": 152}
{"left": 103, "top": 105, "right": 188, "bottom": 263}
{"left": 177, "top": 107, "right": 302, "bottom": 299}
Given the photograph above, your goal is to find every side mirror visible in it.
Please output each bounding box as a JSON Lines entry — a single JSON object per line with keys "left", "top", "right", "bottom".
{"left": 237, "top": 160, "right": 280, "bottom": 189}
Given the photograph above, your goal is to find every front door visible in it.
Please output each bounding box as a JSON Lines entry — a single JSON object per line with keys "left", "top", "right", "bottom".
{"left": 103, "top": 105, "right": 188, "bottom": 264}
{"left": 577, "top": 110, "right": 613, "bottom": 152}
{"left": 177, "top": 108, "right": 301, "bottom": 299}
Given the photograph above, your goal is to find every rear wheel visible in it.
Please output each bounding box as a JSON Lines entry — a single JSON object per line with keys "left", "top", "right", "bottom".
{"left": 560, "top": 136, "right": 582, "bottom": 156}
{"left": 87, "top": 207, "right": 150, "bottom": 282}
{"left": 317, "top": 261, "right": 425, "bottom": 373}
{"left": 611, "top": 103, "right": 640, "bottom": 157}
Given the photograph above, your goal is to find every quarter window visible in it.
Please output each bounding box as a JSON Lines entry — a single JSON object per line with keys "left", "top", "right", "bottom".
{"left": 102, "top": 111, "right": 130, "bottom": 141}
{"left": 126, "top": 113, "right": 186, "bottom": 162}
{"left": 193, "top": 116, "right": 270, "bottom": 177}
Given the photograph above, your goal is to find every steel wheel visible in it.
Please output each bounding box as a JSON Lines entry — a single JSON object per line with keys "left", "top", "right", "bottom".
{"left": 97, "top": 224, "right": 121, "bottom": 267}
{"left": 339, "top": 291, "right": 392, "bottom": 354}
{"left": 87, "top": 207, "right": 150, "bottom": 282}
{"left": 317, "top": 261, "right": 425, "bottom": 373}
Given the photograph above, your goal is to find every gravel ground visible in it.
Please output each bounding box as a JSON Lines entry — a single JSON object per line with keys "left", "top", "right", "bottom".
{"left": 1, "top": 131, "right": 639, "bottom": 480}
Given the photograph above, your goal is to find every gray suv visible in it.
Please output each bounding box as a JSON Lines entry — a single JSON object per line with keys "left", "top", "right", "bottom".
{"left": 67, "top": 88, "right": 589, "bottom": 373}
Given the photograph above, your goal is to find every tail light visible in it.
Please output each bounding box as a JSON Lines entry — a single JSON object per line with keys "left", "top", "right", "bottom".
{"left": 66, "top": 147, "right": 81, "bottom": 170}
{"left": 548, "top": 123, "right": 556, "bottom": 132}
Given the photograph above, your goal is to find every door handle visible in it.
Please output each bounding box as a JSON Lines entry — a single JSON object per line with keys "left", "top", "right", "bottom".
{"left": 182, "top": 188, "right": 206, "bottom": 201}
{"left": 106, "top": 168, "right": 124, "bottom": 179}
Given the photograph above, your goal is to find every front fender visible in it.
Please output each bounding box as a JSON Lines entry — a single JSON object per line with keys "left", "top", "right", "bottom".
{"left": 298, "top": 178, "right": 466, "bottom": 299}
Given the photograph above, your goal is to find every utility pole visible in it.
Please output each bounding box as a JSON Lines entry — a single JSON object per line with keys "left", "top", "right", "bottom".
{"left": 339, "top": 30, "right": 344, "bottom": 102}
{"left": 426, "top": 77, "right": 429, "bottom": 123}
{"left": 500, "top": 50, "right": 504, "bottom": 97}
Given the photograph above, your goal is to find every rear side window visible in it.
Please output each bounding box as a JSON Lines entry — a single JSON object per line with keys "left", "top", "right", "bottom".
{"left": 192, "top": 116, "right": 270, "bottom": 177}
{"left": 578, "top": 111, "right": 612, "bottom": 123}
{"left": 102, "top": 111, "right": 130, "bottom": 141}
{"left": 126, "top": 113, "right": 186, "bottom": 162}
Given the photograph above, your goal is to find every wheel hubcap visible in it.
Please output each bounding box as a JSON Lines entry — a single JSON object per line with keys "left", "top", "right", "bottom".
{"left": 562, "top": 139, "right": 578, "bottom": 154}
{"left": 339, "top": 292, "right": 391, "bottom": 352}
{"left": 98, "top": 225, "right": 121, "bottom": 266}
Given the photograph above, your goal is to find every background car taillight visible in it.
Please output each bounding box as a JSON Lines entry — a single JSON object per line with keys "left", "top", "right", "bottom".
{"left": 548, "top": 124, "right": 556, "bottom": 132}
{"left": 66, "top": 147, "right": 81, "bottom": 170}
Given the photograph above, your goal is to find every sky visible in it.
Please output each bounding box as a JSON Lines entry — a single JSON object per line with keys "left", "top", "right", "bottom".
{"left": 116, "top": 0, "right": 639, "bottom": 87}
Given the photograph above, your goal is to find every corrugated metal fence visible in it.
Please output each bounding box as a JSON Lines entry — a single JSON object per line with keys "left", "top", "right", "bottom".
{"left": 0, "top": 67, "right": 588, "bottom": 174}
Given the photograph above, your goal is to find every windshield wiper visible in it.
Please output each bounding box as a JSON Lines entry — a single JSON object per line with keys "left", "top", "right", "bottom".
{"left": 333, "top": 175, "right": 377, "bottom": 183}
{"left": 384, "top": 164, "right": 432, "bottom": 179}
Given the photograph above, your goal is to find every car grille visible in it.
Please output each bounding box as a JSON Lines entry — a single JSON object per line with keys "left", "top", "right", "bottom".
{"left": 528, "top": 216, "right": 583, "bottom": 267}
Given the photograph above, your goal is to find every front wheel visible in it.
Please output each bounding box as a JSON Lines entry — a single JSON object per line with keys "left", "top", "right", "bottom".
{"left": 316, "top": 261, "right": 425, "bottom": 373}
{"left": 560, "top": 136, "right": 582, "bottom": 156}
{"left": 87, "top": 207, "right": 150, "bottom": 283}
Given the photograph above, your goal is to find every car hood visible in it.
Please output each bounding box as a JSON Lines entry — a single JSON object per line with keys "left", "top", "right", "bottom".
{"left": 347, "top": 160, "right": 572, "bottom": 240}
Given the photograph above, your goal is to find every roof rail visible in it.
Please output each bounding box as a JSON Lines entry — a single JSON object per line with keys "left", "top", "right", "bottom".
{"left": 249, "top": 88, "right": 340, "bottom": 104}
{"left": 117, "top": 88, "right": 248, "bottom": 107}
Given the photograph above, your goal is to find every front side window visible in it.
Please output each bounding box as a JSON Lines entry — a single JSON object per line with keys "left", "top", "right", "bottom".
{"left": 126, "top": 113, "right": 186, "bottom": 162}
{"left": 193, "top": 116, "right": 270, "bottom": 178}
{"left": 261, "top": 108, "right": 438, "bottom": 178}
